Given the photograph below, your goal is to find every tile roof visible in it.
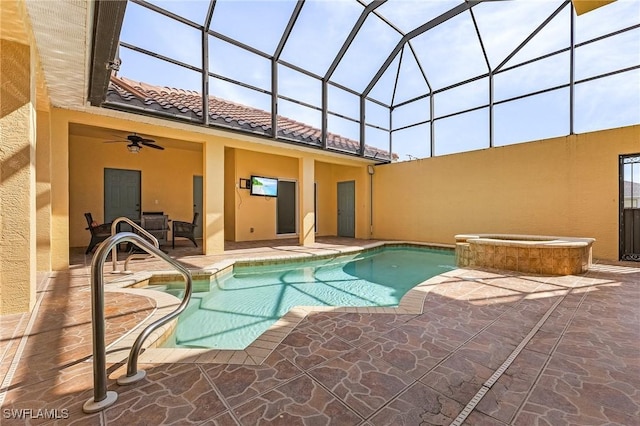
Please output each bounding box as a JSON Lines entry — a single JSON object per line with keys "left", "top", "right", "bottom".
{"left": 107, "top": 76, "right": 394, "bottom": 161}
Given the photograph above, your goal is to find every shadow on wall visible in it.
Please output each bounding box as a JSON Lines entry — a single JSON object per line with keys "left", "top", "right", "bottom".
{"left": 1, "top": 40, "right": 30, "bottom": 118}
{"left": 1, "top": 40, "right": 32, "bottom": 184}
{"left": 1, "top": 145, "right": 32, "bottom": 183}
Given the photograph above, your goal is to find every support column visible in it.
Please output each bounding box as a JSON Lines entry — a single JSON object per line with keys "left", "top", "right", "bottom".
{"left": 0, "top": 39, "right": 36, "bottom": 314}
{"left": 36, "top": 109, "right": 51, "bottom": 271}
{"left": 204, "top": 140, "right": 225, "bottom": 254}
{"left": 299, "top": 157, "right": 315, "bottom": 246}
{"left": 49, "top": 110, "right": 69, "bottom": 270}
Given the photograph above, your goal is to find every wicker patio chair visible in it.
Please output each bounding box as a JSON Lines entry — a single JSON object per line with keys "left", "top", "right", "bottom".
{"left": 172, "top": 212, "right": 199, "bottom": 249}
{"left": 84, "top": 212, "right": 112, "bottom": 254}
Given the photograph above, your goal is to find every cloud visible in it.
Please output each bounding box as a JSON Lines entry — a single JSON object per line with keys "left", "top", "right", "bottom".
{"left": 411, "top": 11, "right": 487, "bottom": 89}
{"left": 209, "top": 0, "right": 296, "bottom": 55}
{"left": 279, "top": 0, "right": 366, "bottom": 75}
{"left": 376, "top": 0, "right": 462, "bottom": 34}
{"left": 331, "top": 12, "right": 402, "bottom": 92}
{"left": 575, "top": 69, "right": 640, "bottom": 132}
{"left": 209, "top": 37, "right": 271, "bottom": 91}
{"left": 574, "top": 0, "right": 640, "bottom": 42}
{"left": 121, "top": 2, "right": 201, "bottom": 67}
{"left": 473, "top": 0, "right": 564, "bottom": 68}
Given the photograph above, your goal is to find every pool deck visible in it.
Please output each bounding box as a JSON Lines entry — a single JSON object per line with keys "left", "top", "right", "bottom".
{"left": 1, "top": 237, "right": 638, "bottom": 425}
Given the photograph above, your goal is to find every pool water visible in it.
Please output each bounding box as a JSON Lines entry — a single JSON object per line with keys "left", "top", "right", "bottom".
{"left": 150, "top": 246, "right": 454, "bottom": 350}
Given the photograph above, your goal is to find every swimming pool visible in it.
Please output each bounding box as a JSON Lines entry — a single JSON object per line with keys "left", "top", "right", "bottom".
{"left": 149, "top": 246, "right": 454, "bottom": 350}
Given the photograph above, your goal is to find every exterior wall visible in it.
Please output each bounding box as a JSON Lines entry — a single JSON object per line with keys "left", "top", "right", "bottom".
{"left": 53, "top": 108, "right": 371, "bottom": 263}
{"left": 333, "top": 164, "right": 370, "bottom": 239}
{"left": 224, "top": 151, "right": 369, "bottom": 242}
{"left": 572, "top": 0, "right": 616, "bottom": 15}
{"left": 68, "top": 133, "right": 203, "bottom": 248}
{"left": 50, "top": 113, "right": 69, "bottom": 270}
{"left": 315, "top": 162, "right": 338, "bottom": 236}
{"left": 233, "top": 149, "right": 298, "bottom": 241}
{"left": 0, "top": 38, "right": 36, "bottom": 314}
{"left": 36, "top": 109, "right": 51, "bottom": 270}
{"left": 314, "top": 161, "right": 371, "bottom": 239}
{"left": 204, "top": 141, "right": 225, "bottom": 254}
{"left": 298, "top": 157, "right": 315, "bottom": 246}
{"left": 373, "top": 125, "right": 640, "bottom": 261}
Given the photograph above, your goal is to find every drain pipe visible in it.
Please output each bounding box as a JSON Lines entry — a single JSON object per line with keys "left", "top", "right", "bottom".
{"left": 368, "top": 165, "right": 375, "bottom": 236}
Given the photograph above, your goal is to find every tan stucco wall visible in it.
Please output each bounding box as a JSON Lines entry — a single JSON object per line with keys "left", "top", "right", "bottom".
{"left": 36, "top": 109, "right": 51, "bottom": 270}
{"left": 298, "top": 157, "right": 316, "bottom": 245}
{"left": 53, "top": 108, "right": 372, "bottom": 261}
{"left": 225, "top": 149, "right": 369, "bottom": 242}
{"left": 572, "top": 0, "right": 616, "bottom": 15}
{"left": 50, "top": 113, "right": 69, "bottom": 270}
{"left": 203, "top": 141, "right": 225, "bottom": 254}
{"left": 334, "top": 164, "right": 370, "bottom": 239}
{"left": 314, "top": 161, "right": 371, "bottom": 238}
{"left": 68, "top": 133, "right": 203, "bottom": 248}
{"left": 0, "top": 38, "right": 36, "bottom": 314}
{"left": 315, "top": 161, "right": 338, "bottom": 236}
{"left": 233, "top": 149, "right": 298, "bottom": 241}
{"left": 373, "top": 125, "right": 640, "bottom": 260}
{"left": 1, "top": 0, "right": 54, "bottom": 313}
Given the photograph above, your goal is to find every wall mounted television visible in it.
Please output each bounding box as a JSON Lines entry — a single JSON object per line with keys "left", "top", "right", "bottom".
{"left": 250, "top": 175, "right": 278, "bottom": 197}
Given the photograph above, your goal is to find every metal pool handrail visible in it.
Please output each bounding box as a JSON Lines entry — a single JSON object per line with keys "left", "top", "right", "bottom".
{"left": 83, "top": 232, "right": 192, "bottom": 414}
{"left": 109, "top": 217, "right": 159, "bottom": 273}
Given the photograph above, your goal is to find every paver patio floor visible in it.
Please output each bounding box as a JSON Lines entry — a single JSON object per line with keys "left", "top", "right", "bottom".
{"left": 1, "top": 238, "right": 638, "bottom": 425}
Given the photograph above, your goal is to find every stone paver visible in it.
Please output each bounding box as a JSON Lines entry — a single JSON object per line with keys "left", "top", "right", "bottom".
{"left": 0, "top": 239, "right": 638, "bottom": 425}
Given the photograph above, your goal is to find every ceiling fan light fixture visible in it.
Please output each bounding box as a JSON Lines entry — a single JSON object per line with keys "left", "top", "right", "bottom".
{"left": 127, "top": 144, "right": 140, "bottom": 153}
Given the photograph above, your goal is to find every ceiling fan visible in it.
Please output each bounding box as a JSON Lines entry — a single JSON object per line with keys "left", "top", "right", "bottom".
{"left": 105, "top": 133, "right": 164, "bottom": 153}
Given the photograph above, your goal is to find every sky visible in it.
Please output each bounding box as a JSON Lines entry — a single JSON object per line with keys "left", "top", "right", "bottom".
{"left": 116, "top": 0, "right": 640, "bottom": 162}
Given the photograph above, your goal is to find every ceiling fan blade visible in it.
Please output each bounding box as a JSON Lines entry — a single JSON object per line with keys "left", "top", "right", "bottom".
{"left": 103, "top": 132, "right": 163, "bottom": 150}
{"left": 142, "top": 141, "right": 164, "bottom": 150}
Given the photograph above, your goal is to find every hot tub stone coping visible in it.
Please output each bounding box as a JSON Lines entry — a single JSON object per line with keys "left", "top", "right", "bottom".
{"left": 455, "top": 234, "right": 595, "bottom": 248}
{"left": 454, "top": 233, "right": 595, "bottom": 276}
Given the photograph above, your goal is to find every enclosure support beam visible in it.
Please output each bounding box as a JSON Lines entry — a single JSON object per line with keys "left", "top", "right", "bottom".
{"left": 495, "top": 1, "right": 571, "bottom": 73}
{"left": 324, "top": 0, "right": 387, "bottom": 81}
{"left": 201, "top": 29, "right": 210, "bottom": 126}
{"left": 569, "top": 7, "right": 576, "bottom": 135}
{"left": 321, "top": 82, "right": 328, "bottom": 149}
{"left": 363, "top": 1, "right": 481, "bottom": 98}
{"left": 271, "top": 60, "right": 278, "bottom": 138}
{"left": 360, "top": 96, "right": 366, "bottom": 156}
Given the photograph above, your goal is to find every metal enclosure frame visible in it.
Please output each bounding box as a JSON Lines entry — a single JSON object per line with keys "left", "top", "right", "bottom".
{"left": 90, "top": 0, "right": 640, "bottom": 162}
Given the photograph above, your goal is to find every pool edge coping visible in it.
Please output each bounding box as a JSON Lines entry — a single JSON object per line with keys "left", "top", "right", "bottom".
{"left": 103, "top": 240, "right": 459, "bottom": 366}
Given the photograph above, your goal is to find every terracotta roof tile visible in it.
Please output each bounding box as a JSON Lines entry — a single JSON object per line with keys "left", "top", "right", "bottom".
{"left": 107, "top": 76, "right": 394, "bottom": 160}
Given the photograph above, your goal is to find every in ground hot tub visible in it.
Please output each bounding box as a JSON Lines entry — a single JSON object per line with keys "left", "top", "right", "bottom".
{"left": 455, "top": 234, "right": 595, "bottom": 275}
